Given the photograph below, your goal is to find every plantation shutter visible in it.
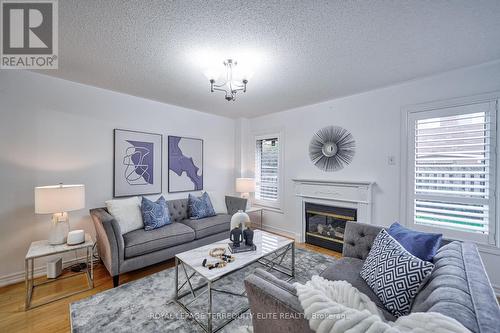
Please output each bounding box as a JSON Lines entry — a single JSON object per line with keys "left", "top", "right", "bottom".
{"left": 412, "top": 102, "right": 496, "bottom": 235}
{"left": 255, "top": 137, "right": 279, "bottom": 201}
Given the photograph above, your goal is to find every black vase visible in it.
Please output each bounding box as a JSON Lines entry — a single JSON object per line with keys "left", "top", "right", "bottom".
{"left": 243, "top": 228, "right": 254, "bottom": 246}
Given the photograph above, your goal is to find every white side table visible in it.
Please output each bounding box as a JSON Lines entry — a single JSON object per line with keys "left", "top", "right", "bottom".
{"left": 246, "top": 206, "right": 263, "bottom": 229}
{"left": 25, "top": 234, "right": 94, "bottom": 310}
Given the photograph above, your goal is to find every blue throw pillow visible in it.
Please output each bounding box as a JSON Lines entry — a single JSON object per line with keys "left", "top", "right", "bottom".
{"left": 387, "top": 222, "right": 442, "bottom": 262}
{"left": 188, "top": 192, "right": 216, "bottom": 219}
{"left": 141, "top": 196, "right": 171, "bottom": 231}
{"left": 360, "top": 229, "right": 435, "bottom": 317}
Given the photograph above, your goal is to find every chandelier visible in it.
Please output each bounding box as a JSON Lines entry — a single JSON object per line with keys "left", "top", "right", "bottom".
{"left": 208, "top": 59, "right": 248, "bottom": 101}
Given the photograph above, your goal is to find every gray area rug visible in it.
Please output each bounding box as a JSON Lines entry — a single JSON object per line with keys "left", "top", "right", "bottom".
{"left": 70, "top": 248, "right": 337, "bottom": 332}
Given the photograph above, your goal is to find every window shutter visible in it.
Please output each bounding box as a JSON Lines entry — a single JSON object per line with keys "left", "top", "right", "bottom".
{"left": 413, "top": 108, "right": 495, "bottom": 234}
{"left": 255, "top": 137, "right": 279, "bottom": 201}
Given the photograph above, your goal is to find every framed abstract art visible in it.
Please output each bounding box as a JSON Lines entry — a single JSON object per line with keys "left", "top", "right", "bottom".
{"left": 113, "top": 129, "right": 162, "bottom": 197}
{"left": 168, "top": 136, "right": 203, "bottom": 193}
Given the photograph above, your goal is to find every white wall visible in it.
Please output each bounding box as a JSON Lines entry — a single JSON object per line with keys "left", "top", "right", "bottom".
{"left": 0, "top": 71, "right": 235, "bottom": 285}
{"left": 240, "top": 60, "right": 500, "bottom": 292}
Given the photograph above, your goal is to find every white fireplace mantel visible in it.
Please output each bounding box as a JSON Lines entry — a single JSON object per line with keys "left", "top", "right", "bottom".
{"left": 292, "top": 179, "right": 375, "bottom": 242}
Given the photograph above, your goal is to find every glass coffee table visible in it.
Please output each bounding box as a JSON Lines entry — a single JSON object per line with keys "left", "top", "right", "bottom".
{"left": 173, "top": 230, "right": 295, "bottom": 333}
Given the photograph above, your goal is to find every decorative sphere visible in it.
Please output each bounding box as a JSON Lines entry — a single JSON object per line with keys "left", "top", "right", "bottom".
{"left": 231, "top": 210, "right": 250, "bottom": 230}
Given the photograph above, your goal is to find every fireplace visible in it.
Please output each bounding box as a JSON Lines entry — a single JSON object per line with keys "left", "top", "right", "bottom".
{"left": 305, "top": 202, "right": 357, "bottom": 252}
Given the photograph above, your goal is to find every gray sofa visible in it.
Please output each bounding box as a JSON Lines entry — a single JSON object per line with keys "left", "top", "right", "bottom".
{"left": 90, "top": 196, "right": 246, "bottom": 286}
{"left": 244, "top": 221, "right": 500, "bottom": 333}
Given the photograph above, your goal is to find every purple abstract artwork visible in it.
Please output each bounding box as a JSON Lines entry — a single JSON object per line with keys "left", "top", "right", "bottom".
{"left": 168, "top": 136, "right": 203, "bottom": 191}
{"left": 123, "top": 140, "right": 154, "bottom": 185}
{"left": 114, "top": 129, "right": 162, "bottom": 197}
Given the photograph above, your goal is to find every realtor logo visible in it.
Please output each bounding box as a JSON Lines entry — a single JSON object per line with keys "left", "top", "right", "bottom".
{"left": 1, "top": 0, "right": 58, "bottom": 69}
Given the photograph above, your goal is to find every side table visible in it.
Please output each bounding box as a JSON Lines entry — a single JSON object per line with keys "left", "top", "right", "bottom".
{"left": 246, "top": 206, "right": 263, "bottom": 229}
{"left": 25, "top": 233, "right": 94, "bottom": 310}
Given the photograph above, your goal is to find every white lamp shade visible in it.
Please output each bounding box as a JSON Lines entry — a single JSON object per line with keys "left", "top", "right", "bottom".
{"left": 35, "top": 184, "right": 85, "bottom": 214}
{"left": 235, "top": 178, "right": 255, "bottom": 193}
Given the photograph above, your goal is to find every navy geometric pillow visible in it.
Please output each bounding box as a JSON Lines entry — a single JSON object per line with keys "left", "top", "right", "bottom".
{"left": 188, "top": 192, "right": 216, "bottom": 219}
{"left": 141, "top": 196, "right": 171, "bottom": 231}
{"left": 360, "top": 229, "right": 434, "bottom": 317}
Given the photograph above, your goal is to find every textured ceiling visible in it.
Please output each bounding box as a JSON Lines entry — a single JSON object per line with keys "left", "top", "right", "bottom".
{"left": 42, "top": 0, "right": 500, "bottom": 118}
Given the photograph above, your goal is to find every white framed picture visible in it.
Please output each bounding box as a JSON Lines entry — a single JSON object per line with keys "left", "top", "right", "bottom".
{"left": 168, "top": 136, "right": 203, "bottom": 193}
{"left": 114, "top": 129, "right": 162, "bottom": 197}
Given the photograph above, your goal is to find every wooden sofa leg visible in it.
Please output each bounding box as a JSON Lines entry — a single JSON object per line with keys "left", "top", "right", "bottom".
{"left": 113, "top": 275, "right": 119, "bottom": 287}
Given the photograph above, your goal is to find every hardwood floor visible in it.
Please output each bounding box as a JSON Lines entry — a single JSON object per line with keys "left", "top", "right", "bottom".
{"left": 0, "top": 243, "right": 341, "bottom": 333}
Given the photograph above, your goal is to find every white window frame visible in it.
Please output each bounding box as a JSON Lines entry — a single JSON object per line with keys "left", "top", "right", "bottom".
{"left": 401, "top": 93, "right": 499, "bottom": 247}
{"left": 253, "top": 131, "right": 283, "bottom": 211}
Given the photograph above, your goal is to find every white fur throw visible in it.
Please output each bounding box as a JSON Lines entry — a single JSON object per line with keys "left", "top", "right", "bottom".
{"left": 294, "top": 276, "right": 471, "bottom": 333}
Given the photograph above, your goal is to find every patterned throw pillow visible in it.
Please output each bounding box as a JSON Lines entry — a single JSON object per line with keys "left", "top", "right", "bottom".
{"left": 188, "top": 192, "right": 216, "bottom": 219}
{"left": 141, "top": 196, "right": 171, "bottom": 231}
{"left": 360, "top": 229, "right": 435, "bottom": 317}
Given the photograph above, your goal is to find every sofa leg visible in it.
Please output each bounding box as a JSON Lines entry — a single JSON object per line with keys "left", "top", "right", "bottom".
{"left": 113, "top": 275, "right": 119, "bottom": 287}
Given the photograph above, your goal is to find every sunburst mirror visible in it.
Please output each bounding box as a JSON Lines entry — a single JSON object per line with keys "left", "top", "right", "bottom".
{"left": 309, "top": 126, "right": 355, "bottom": 172}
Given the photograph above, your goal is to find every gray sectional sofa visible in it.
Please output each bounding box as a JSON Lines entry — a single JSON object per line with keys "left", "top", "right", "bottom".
{"left": 90, "top": 196, "right": 245, "bottom": 286}
{"left": 244, "top": 221, "right": 500, "bottom": 333}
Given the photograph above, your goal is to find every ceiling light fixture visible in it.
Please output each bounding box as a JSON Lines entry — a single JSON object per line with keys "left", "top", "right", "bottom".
{"left": 208, "top": 59, "right": 248, "bottom": 101}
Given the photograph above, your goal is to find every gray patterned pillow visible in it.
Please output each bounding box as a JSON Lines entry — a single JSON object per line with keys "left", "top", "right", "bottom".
{"left": 360, "top": 229, "right": 434, "bottom": 317}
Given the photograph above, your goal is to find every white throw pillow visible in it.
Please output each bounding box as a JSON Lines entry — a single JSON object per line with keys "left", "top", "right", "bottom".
{"left": 105, "top": 196, "right": 144, "bottom": 234}
{"left": 205, "top": 191, "right": 227, "bottom": 214}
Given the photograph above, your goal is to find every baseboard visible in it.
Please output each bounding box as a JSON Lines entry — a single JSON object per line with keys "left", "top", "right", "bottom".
{"left": 0, "top": 256, "right": 98, "bottom": 288}
{"left": 261, "top": 223, "right": 300, "bottom": 241}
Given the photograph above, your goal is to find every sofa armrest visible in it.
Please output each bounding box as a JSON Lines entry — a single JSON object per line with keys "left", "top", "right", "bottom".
{"left": 244, "top": 269, "right": 313, "bottom": 333}
{"left": 342, "top": 221, "right": 383, "bottom": 260}
{"left": 225, "top": 196, "right": 247, "bottom": 215}
{"left": 90, "top": 208, "right": 124, "bottom": 276}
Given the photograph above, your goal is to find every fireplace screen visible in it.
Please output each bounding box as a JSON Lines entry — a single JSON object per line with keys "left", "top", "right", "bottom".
{"left": 305, "top": 202, "right": 357, "bottom": 252}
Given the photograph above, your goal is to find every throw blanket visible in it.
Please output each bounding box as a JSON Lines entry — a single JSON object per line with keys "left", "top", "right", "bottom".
{"left": 294, "top": 276, "right": 471, "bottom": 333}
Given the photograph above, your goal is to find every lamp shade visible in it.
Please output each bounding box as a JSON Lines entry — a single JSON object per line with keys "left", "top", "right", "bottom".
{"left": 235, "top": 178, "right": 255, "bottom": 193}
{"left": 35, "top": 184, "right": 85, "bottom": 214}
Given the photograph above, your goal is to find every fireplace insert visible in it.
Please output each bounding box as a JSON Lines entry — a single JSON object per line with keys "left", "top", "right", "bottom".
{"left": 305, "top": 202, "right": 357, "bottom": 253}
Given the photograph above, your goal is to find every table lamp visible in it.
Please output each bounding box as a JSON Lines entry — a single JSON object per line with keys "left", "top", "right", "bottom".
{"left": 35, "top": 184, "right": 85, "bottom": 245}
{"left": 235, "top": 178, "right": 255, "bottom": 208}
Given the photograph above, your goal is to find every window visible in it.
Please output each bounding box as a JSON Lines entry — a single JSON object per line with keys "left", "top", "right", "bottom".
{"left": 255, "top": 134, "right": 281, "bottom": 208}
{"left": 406, "top": 99, "right": 497, "bottom": 244}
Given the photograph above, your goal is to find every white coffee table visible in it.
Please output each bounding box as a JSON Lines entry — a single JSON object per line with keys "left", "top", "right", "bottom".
{"left": 174, "top": 230, "right": 295, "bottom": 333}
